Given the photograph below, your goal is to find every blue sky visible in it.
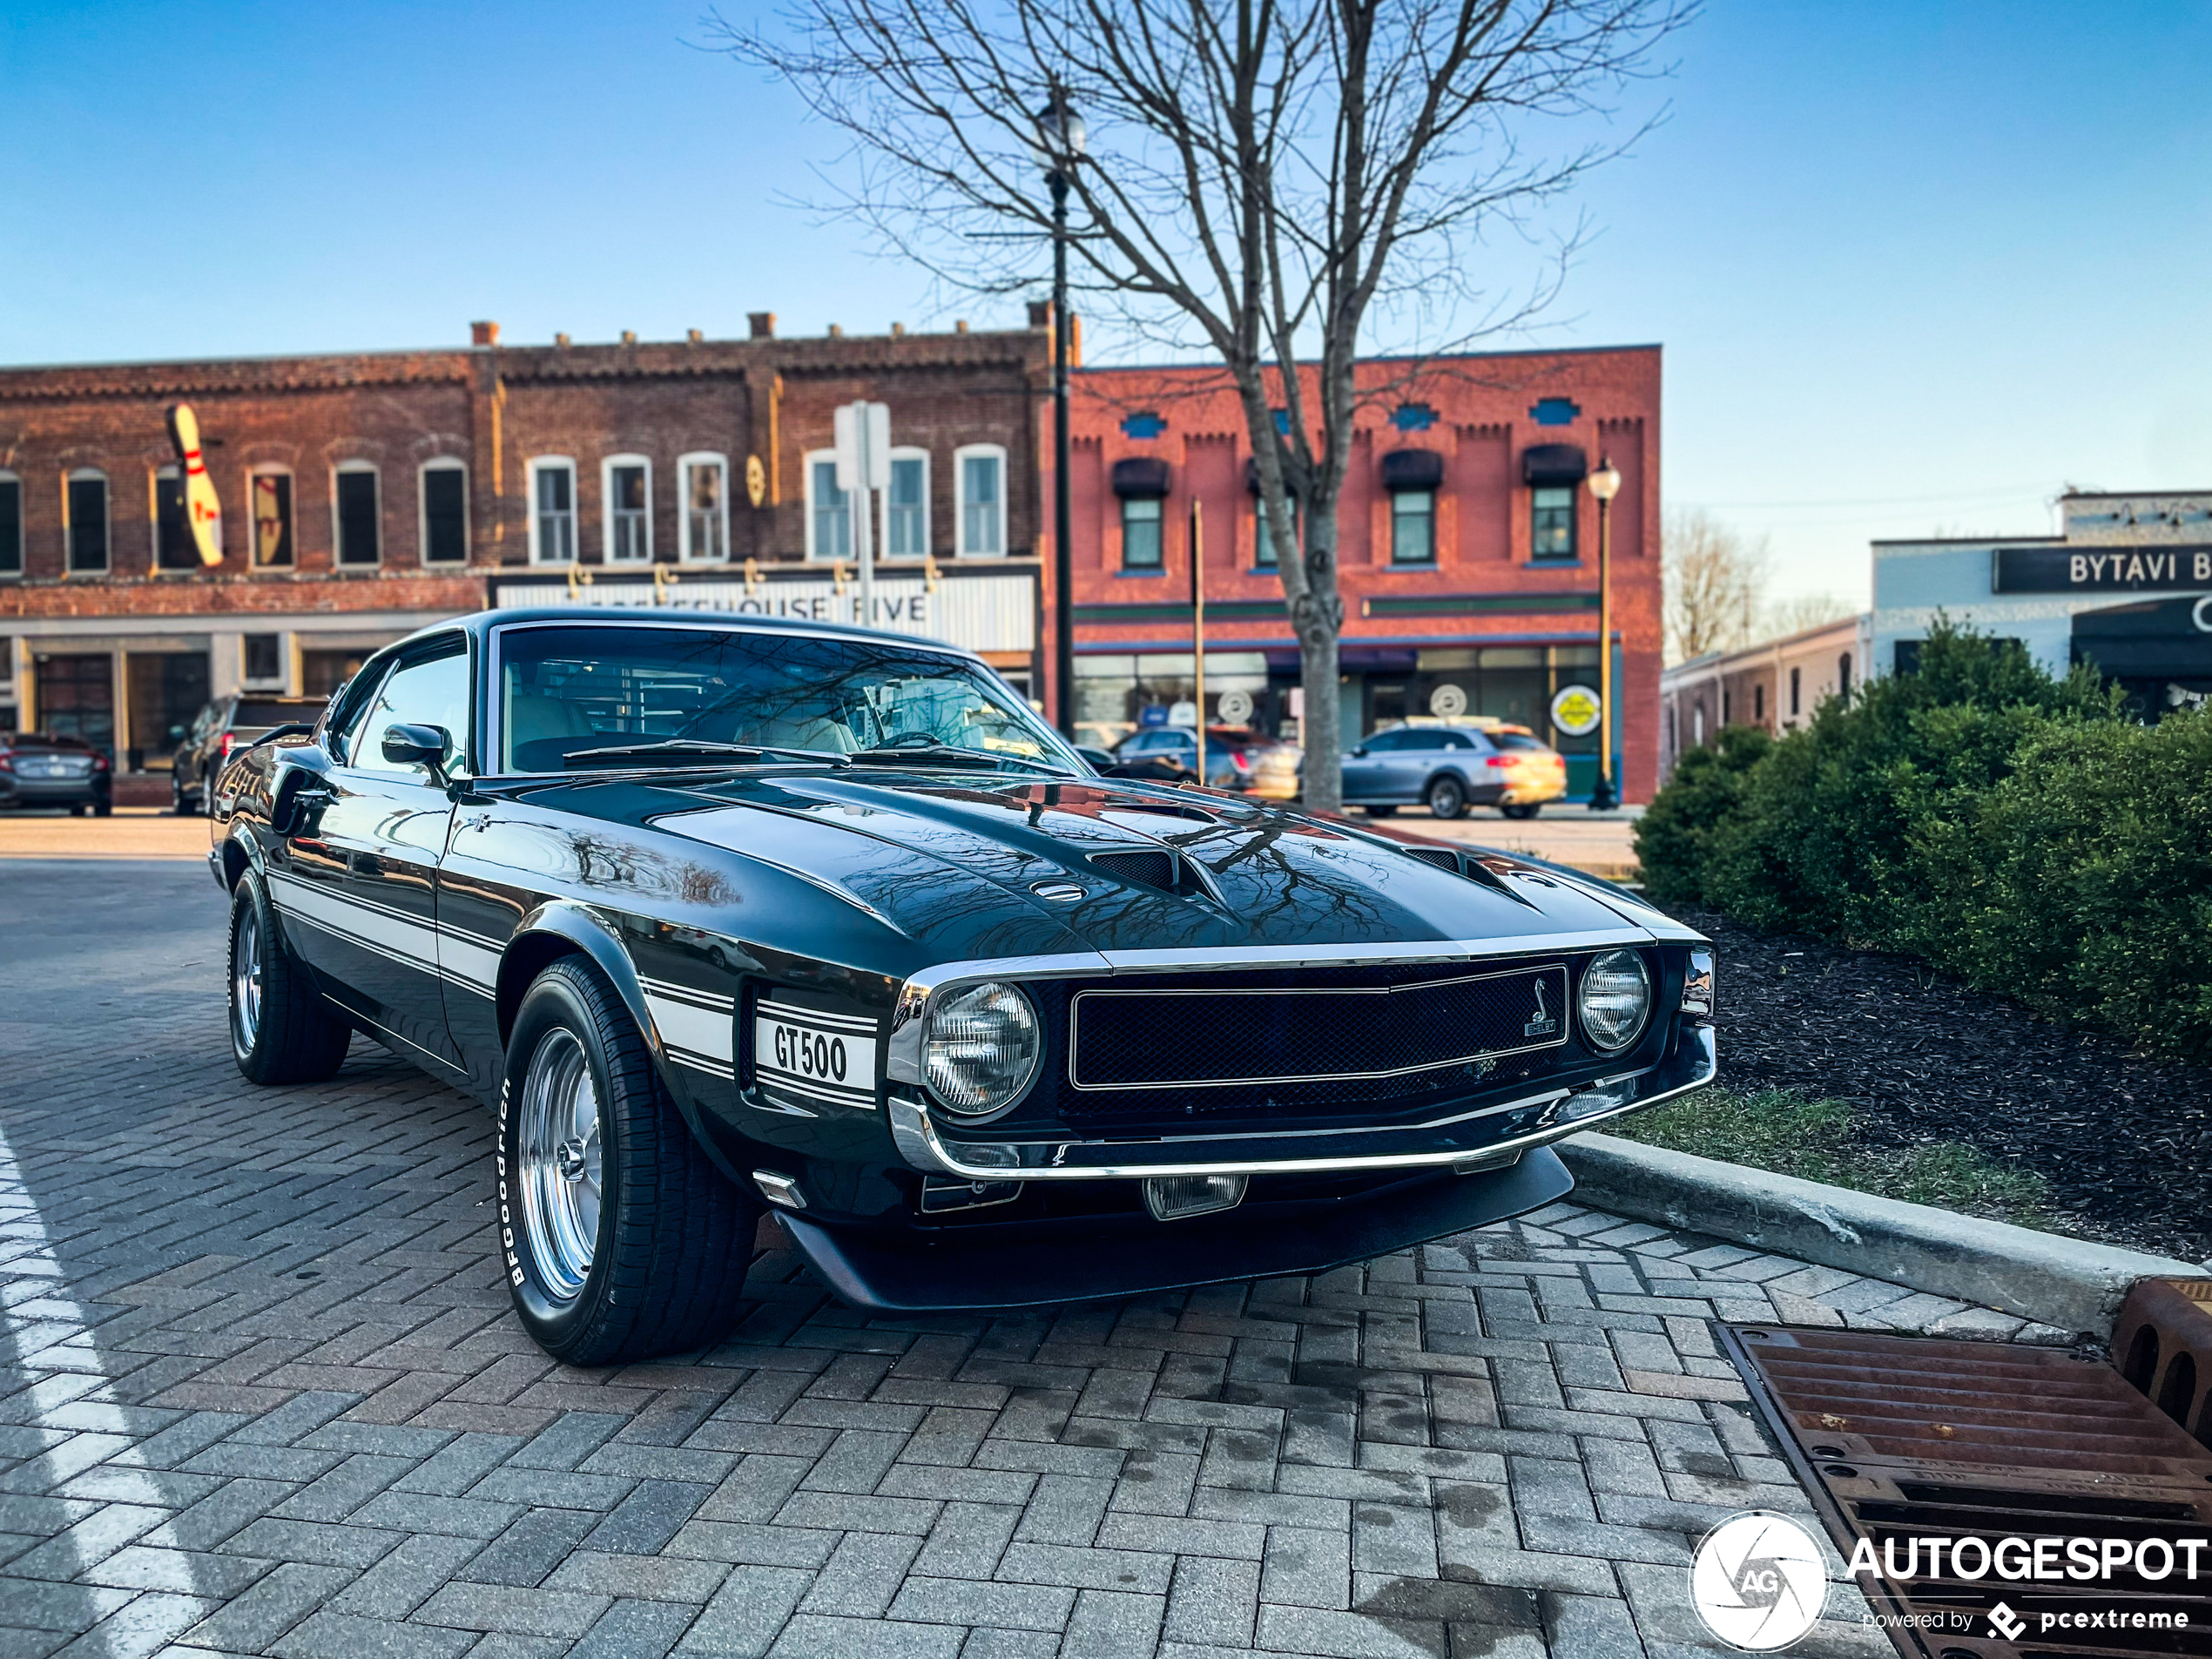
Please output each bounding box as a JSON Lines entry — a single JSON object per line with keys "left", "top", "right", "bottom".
{"left": 4, "top": 2, "right": 2209, "bottom": 605}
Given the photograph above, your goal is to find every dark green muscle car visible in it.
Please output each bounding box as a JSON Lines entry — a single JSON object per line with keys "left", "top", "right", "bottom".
{"left": 210, "top": 608, "right": 1715, "bottom": 1365}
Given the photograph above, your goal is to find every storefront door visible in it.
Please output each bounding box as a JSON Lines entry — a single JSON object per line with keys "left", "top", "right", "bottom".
{"left": 33, "top": 653, "right": 115, "bottom": 758}
{"left": 125, "top": 651, "right": 211, "bottom": 771}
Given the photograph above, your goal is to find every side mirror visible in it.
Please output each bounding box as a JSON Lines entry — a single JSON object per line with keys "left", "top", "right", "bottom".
{"left": 167, "top": 725, "right": 186, "bottom": 742}
{"left": 1350, "top": 745, "right": 1367, "bottom": 759}
{"left": 382, "top": 723, "right": 451, "bottom": 781}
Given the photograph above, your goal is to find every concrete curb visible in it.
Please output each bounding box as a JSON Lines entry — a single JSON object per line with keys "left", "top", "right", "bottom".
{"left": 1559, "top": 1130, "right": 2202, "bottom": 1335}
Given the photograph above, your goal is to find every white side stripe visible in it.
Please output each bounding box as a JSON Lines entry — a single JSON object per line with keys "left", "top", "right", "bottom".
{"left": 758, "top": 1001, "right": 876, "bottom": 1035}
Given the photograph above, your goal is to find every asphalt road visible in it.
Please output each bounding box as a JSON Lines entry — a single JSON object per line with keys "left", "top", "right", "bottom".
{"left": 0, "top": 861, "right": 1938, "bottom": 1659}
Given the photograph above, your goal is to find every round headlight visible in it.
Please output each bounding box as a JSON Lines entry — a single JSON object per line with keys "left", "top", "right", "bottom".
{"left": 924, "top": 981, "right": 1042, "bottom": 1116}
{"left": 1578, "top": 949, "right": 1652, "bottom": 1052}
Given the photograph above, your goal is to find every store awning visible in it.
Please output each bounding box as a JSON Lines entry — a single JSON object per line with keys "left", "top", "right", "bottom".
{"left": 1110, "top": 457, "right": 1172, "bottom": 498}
{"left": 1521, "top": 443, "right": 1588, "bottom": 487}
{"left": 1379, "top": 448, "right": 1444, "bottom": 491}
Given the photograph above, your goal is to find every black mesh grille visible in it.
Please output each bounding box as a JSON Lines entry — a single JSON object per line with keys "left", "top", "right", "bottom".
{"left": 1070, "top": 963, "right": 1568, "bottom": 1091}
{"left": 1089, "top": 849, "right": 1177, "bottom": 892}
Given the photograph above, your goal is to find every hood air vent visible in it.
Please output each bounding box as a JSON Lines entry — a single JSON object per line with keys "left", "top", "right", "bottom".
{"left": 1089, "top": 847, "right": 1210, "bottom": 899}
{"left": 1401, "top": 846, "right": 1460, "bottom": 873}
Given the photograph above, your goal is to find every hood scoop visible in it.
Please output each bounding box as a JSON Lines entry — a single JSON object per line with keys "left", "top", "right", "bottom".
{"left": 1089, "top": 846, "right": 1216, "bottom": 901}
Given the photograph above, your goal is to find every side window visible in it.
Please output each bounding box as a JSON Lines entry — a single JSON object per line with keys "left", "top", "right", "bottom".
{"left": 352, "top": 647, "right": 469, "bottom": 780}
{"left": 326, "top": 662, "right": 392, "bottom": 765}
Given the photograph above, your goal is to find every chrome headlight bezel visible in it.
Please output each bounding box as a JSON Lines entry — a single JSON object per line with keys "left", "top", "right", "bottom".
{"left": 1578, "top": 948, "right": 1653, "bottom": 1054}
{"left": 923, "top": 980, "right": 1043, "bottom": 1117}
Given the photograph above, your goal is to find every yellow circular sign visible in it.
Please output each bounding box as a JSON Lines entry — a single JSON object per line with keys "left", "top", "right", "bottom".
{"left": 1550, "top": 684, "right": 1602, "bottom": 737}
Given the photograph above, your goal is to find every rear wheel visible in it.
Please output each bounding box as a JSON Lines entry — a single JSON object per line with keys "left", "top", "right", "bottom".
{"left": 229, "top": 873, "right": 352, "bottom": 1084}
{"left": 1426, "top": 775, "right": 1468, "bottom": 820}
{"left": 499, "top": 958, "right": 759, "bottom": 1366}
{"left": 1501, "top": 801, "right": 1541, "bottom": 820}
{"left": 92, "top": 799, "right": 111, "bottom": 818}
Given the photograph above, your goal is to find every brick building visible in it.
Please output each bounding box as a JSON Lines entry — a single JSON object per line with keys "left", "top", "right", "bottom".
{"left": 1657, "top": 613, "right": 1872, "bottom": 780}
{"left": 0, "top": 318, "right": 1051, "bottom": 771}
{"left": 1063, "top": 346, "right": 1662, "bottom": 801}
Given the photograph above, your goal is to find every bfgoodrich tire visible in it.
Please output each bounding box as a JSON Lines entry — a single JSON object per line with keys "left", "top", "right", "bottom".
{"left": 499, "top": 957, "right": 759, "bottom": 1366}
{"left": 229, "top": 872, "right": 352, "bottom": 1085}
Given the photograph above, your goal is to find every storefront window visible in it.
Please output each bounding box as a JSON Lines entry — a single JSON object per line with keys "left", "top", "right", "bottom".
{"left": 1073, "top": 651, "right": 1272, "bottom": 752}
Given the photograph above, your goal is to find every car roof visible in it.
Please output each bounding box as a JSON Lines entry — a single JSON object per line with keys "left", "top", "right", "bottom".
{"left": 391, "top": 605, "right": 986, "bottom": 665}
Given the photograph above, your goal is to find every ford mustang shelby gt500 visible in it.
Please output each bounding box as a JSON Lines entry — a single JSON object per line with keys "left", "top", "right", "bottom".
{"left": 209, "top": 608, "right": 1715, "bottom": 1366}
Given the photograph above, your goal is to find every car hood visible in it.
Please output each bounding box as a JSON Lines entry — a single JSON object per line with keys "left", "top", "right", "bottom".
{"left": 649, "top": 768, "right": 1689, "bottom": 964}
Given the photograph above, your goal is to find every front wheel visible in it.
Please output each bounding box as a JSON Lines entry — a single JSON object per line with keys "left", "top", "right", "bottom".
{"left": 499, "top": 958, "right": 759, "bottom": 1366}
{"left": 1501, "top": 802, "right": 1541, "bottom": 820}
{"left": 1426, "top": 775, "right": 1468, "bottom": 820}
{"left": 229, "top": 873, "right": 351, "bottom": 1084}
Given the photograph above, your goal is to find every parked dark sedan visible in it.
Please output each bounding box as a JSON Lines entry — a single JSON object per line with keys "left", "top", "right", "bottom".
{"left": 172, "top": 694, "right": 327, "bottom": 814}
{"left": 209, "top": 608, "right": 1715, "bottom": 1365}
{"left": 0, "top": 732, "right": 111, "bottom": 815}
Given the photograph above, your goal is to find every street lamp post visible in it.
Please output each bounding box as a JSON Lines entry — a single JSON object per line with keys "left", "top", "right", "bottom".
{"left": 1586, "top": 455, "right": 1622, "bottom": 812}
{"left": 1037, "top": 92, "right": 1085, "bottom": 738}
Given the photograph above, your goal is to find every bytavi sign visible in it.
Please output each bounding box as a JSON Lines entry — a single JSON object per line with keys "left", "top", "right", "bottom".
{"left": 1993, "top": 546, "right": 2212, "bottom": 593}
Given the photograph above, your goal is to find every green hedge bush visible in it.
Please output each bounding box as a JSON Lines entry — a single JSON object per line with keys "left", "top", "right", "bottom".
{"left": 1636, "top": 624, "right": 2212, "bottom": 1060}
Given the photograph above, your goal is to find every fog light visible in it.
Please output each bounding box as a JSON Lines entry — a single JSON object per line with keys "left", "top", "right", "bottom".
{"left": 1143, "top": 1174, "right": 1248, "bottom": 1221}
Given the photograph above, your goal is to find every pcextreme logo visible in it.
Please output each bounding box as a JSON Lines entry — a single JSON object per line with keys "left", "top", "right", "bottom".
{"left": 1689, "top": 1512, "right": 1829, "bottom": 1650}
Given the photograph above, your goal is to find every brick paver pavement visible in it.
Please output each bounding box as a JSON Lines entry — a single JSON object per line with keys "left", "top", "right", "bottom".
{"left": 0, "top": 862, "right": 2055, "bottom": 1658}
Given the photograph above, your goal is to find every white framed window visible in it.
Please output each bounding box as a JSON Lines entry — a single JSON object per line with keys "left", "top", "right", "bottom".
{"left": 65, "top": 469, "right": 111, "bottom": 573}
{"left": 527, "top": 457, "right": 577, "bottom": 565}
{"left": 0, "top": 469, "right": 22, "bottom": 577}
{"left": 954, "top": 443, "right": 1007, "bottom": 556}
{"left": 602, "top": 455, "right": 651, "bottom": 563}
{"left": 886, "top": 447, "right": 929, "bottom": 558}
{"left": 804, "top": 447, "right": 851, "bottom": 563}
{"left": 333, "top": 461, "right": 381, "bottom": 568}
{"left": 419, "top": 459, "right": 469, "bottom": 564}
{"left": 678, "top": 452, "right": 730, "bottom": 564}
{"left": 246, "top": 466, "right": 293, "bottom": 568}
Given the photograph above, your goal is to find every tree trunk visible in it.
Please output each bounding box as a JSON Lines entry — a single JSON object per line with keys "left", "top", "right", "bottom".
{"left": 1293, "top": 494, "right": 1345, "bottom": 813}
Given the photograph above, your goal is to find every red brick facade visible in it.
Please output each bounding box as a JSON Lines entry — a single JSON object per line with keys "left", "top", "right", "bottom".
{"left": 0, "top": 322, "right": 1050, "bottom": 763}
{"left": 1062, "top": 347, "right": 1662, "bottom": 801}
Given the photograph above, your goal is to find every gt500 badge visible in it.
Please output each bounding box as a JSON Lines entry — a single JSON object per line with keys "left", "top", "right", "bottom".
{"left": 754, "top": 1001, "right": 880, "bottom": 1112}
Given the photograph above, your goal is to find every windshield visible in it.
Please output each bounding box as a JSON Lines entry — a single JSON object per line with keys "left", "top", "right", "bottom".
{"left": 497, "top": 624, "right": 1078, "bottom": 774}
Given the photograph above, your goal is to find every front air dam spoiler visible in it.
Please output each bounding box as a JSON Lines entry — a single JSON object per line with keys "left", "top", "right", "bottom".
{"left": 776, "top": 1148, "right": 1575, "bottom": 1313}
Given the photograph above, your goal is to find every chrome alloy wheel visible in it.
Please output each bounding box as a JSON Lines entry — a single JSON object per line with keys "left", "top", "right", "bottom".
{"left": 518, "top": 1027, "right": 604, "bottom": 1303}
{"left": 231, "top": 904, "right": 264, "bottom": 1056}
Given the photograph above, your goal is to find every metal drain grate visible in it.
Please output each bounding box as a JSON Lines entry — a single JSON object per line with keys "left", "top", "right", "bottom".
{"left": 1722, "top": 1324, "right": 2212, "bottom": 1659}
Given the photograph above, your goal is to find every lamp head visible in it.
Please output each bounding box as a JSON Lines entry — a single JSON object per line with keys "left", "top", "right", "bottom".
{"left": 1588, "top": 457, "right": 1622, "bottom": 502}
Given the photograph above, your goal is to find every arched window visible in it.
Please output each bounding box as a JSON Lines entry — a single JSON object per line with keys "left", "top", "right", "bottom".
{"left": 0, "top": 469, "right": 20, "bottom": 576}
{"left": 334, "top": 461, "right": 381, "bottom": 567}
{"left": 886, "top": 447, "right": 929, "bottom": 557}
{"left": 246, "top": 466, "right": 293, "bottom": 568}
{"left": 67, "top": 469, "right": 111, "bottom": 573}
{"left": 678, "top": 453, "right": 730, "bottom": 563}
{"left": 803, "top": 448, "right": 849, "bottom": 562}
{"left": 419, "top": 460, "right": 469, "bottom": 564}
{"left": 152, "top": 465, "right": 195, "bottom": 570}
{"left": 1838, "top": 651, "right": 1853, "bottom": 698}
{"left": 526, "top": 457, "right": 577, "bottom": 565}
{"left": 603, "top": 455, "right": 651, "bottom": 563}
{"left": 1692, "top": 702, "right": 1706, "bottom": 745}
{"left": 954, "top": 443, "right": 1007, "bottom": 556}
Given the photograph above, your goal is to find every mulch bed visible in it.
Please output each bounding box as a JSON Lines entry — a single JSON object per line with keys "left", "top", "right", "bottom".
{"left": 1676, "top": 904, "right": 2212, "bottom": 1263}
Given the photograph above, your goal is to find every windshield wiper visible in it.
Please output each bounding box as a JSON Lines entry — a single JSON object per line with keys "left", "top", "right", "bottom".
{"left": 848, "top": 742, "right": 1076, "bottom": 775}
{"left": 563, "top": 739, "right": 850, "bottom": 769}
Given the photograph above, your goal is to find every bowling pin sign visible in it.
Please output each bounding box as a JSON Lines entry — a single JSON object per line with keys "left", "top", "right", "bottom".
{"left": 165, "top": 404, "right": 225, "bottom": 566}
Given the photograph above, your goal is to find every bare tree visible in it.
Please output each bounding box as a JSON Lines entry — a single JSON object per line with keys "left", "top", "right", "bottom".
{"left": 1762, "top": 590, "right": 1857, "bottom": 640}
{"left": 1662, "top": 507, "right": 1765, "bottom": 664}
{"left": 719, "top": 0, "right": 1685, "bottom": 808}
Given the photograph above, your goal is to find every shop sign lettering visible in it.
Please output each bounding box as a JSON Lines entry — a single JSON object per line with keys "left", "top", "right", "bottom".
{"left": 1993, "top": 547, "right": 2212, "bottom": 593}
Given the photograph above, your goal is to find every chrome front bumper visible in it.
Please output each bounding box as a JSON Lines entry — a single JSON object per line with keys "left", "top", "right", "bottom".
{"left": 889, "top": 1023, "right": 1715, "bottom": 1184}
